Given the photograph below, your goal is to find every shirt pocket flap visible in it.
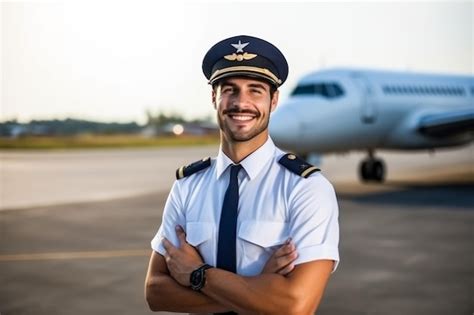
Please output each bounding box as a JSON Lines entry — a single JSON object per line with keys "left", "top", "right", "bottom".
{"left": 186, "top": 222, "right": 213, "bottom": 247}
{"left": 238, "top": 220, "right": 289, "bottom": 248}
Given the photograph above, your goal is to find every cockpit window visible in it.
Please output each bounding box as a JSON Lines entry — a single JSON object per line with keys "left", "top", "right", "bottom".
{"left": 291, "top": 82, "right": 344, "bottom": 98}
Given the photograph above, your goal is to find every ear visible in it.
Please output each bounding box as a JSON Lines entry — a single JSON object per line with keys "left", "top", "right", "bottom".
{"left": 270, "top": 90, "right": 279, "bottom": 112}
{"left": 212, "top": 89, "right": 217, "bottom": 109}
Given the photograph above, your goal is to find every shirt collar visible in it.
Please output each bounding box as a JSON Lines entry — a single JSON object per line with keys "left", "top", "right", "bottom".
{"left": 216, "top": 137, "right": 276, "bottom": 180}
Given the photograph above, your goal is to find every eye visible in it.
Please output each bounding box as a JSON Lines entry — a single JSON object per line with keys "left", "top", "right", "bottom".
{"left": 222, "top": 87, "right": 234, "bottom": 94}
{"left": 251, "top": 88, "right": 263, "bottom": 94}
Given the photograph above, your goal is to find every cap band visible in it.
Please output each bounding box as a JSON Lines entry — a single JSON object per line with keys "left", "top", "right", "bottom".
{"left": 209, "top": 66, "right": 282, "bottom": 85}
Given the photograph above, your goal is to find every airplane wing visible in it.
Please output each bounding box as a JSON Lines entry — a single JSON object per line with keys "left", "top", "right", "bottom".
{"left": 417, "top": 108, "right": 474, "bottom": 137}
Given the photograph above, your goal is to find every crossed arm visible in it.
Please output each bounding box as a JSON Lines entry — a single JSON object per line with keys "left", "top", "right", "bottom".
{"left": 145, "top": 226, "right": 334, "bottom": 314}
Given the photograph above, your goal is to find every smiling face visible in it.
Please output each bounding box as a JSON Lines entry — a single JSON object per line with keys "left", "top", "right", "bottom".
{"left": 212, "top": 77, "right": 279, "bottom": 144}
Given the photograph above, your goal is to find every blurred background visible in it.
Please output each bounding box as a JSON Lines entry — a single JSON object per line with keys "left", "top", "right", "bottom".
{"left": 0, "top": 1, "right": 473, "bottom": 315}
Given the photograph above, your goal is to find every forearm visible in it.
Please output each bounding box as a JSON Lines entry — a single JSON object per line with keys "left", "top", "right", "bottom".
{"left": 202, "top": 269, "right": 307, "bottom": 315}
{"left": 145, "top": 273, "right": 230, "bottom": 313}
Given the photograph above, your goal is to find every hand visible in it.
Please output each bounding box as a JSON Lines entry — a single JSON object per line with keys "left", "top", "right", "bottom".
{"left": 261, "top": 238, "right": 298, "bottom": 276}
{"left": 162, "top": 225, "right": 204, "bottom": 286}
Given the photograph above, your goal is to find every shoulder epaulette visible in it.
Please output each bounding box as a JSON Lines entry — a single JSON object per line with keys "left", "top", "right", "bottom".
{"left": 176, "top": 157, "right": 211, "bottom": 180}
{"left": 278, "top": 153, "right": 320, "bottom": 178}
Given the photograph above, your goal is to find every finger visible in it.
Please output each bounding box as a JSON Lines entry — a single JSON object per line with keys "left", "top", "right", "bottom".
{"left": 273, "top": 242, "right": 296, "bottom": 258}
{"left": 162, "top": 237, "right": 174, "bottom": 252}
{"left": 276, "top": 250, "right": 298, "bottom": 274}
{"left": 278, "top": 262, "right": 295, "bottom": 276}
{"left": 175, "top": 225, "right": 187, "bottom": 245}
{"left": 275, "top": 250, "right": 298, "bottom": 268}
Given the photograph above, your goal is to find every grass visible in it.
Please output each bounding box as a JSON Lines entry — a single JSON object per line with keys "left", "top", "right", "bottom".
{"left": 0, "top": 134, "right": 220, "bottom": 150}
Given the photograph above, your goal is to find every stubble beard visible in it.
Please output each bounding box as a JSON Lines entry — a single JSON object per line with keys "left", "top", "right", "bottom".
{"left": 218, "top": 112, "right": 270, "bottom": 143}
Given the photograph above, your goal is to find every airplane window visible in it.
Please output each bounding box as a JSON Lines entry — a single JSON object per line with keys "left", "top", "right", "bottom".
{"left": 291, "top": 82, "right": 344, "bottom": 98}
{"left": 326, "top": 84, "right": 335, "bottom": 96}
{"left": 291, "top": 84, "right": 315, "bottom": 96}
{"left": 333, "top": 84, "right": 344, "bottom": 96}
{"left": 383, "top": 85, "right": 467, "bottom": 96}
{"left": 314, "top": 84, "right": 327, "bottom": 96}
{"left": 325, "top": 84, "right": 344, "bottom": 97}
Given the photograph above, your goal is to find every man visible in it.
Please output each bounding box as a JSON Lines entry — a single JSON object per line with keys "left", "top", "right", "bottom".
{"left": 145, "top": 35, "right": 339, "bottom": 315}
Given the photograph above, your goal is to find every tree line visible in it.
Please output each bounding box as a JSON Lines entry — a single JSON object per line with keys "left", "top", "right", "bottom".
{"left": 0, "top": 111, "right": 215, "bottom": 137}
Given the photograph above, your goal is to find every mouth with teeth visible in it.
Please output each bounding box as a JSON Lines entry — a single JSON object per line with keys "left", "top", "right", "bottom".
{"left": 228, "top": 114, "right": 256, "bottom": 122}
{"left": 220, "top": 108, "right": 267, "bottom": 141}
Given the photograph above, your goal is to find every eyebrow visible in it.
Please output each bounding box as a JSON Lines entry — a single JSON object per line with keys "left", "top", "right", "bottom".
{"left": 220, "top": 81, "right": 268, "bottom": 91}
{"left": 248, "top": 83, "right": 268, "bottom": 91}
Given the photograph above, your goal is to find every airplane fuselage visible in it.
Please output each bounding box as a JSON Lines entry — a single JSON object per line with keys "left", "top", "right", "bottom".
{"left": 270, "top": 68, "right": 474, "bottom": 154}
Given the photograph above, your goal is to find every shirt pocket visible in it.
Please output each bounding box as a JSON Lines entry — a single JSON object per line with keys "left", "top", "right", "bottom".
{"left": 238, "top": 220, "right": 289, "bottom": 267}
{"left": 186, "top": 222, "right": 215, "bottom": 265}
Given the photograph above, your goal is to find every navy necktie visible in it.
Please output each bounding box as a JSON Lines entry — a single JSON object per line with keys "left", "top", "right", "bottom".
{"left": 217, "top": 164, "right": 242, "bottom": 272}
{"left": 216, "top": 164, "right": 241, "bottom": 315}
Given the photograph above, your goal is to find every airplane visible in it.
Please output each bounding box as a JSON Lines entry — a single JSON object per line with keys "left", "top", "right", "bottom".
{"left": 269, "top": 68, "right": 474, "bottom": 182}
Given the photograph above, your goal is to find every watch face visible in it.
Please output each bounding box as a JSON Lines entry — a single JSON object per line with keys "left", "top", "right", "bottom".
{"left": 190, "top": 264, "right": 211, "bottom": 291}
{"left": 190, "top": 268, "right": 204, "bottom": 290}
{"left": 191, "top": 269, "right": 201, "bottom": 286}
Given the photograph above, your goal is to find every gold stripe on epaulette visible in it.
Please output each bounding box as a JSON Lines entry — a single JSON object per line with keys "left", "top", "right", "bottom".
{"left": 209, "top": 66, "right": 282, "bottom": 85}
{"left": 178, "top": 166, "right": 185, "bottom": 179}
{"left": 301, "top": 166, "right": 319, "bottom": 178}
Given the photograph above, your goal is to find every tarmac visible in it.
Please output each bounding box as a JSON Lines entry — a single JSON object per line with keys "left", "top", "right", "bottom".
{"left": 0, "top": 146, "right": 473, "bottom": 315}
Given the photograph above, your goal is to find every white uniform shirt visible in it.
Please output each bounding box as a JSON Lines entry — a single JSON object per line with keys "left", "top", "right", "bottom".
{"left": 151, "top": 137, "right": 340, "bottom": 276}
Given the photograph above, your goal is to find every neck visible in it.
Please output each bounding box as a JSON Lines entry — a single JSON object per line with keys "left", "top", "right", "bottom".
{"left": 221, "top": 131, "right": 268, "bottom": 164}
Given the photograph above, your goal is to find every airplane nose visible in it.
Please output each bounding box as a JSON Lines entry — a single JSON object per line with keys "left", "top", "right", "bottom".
{"left": 269, "top": 106, "right": 300, "bottom": 149}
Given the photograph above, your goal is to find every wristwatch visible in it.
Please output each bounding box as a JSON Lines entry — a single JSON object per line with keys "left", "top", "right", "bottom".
{"left": 190, "top": 264, "right": 213, "bottom": 291}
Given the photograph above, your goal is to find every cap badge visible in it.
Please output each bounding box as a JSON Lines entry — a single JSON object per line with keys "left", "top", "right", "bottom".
{"left": 224, "top": 52, "right": 257, "bottom": 61}
{"left": 223, "top": 40, "right": 257, "bottom": 62}
{"left": 231, "top": 40, "right": 249, "bottom": 53}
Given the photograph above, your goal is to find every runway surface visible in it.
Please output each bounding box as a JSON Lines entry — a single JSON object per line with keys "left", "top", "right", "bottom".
{"left": 0, "top": 145, "right": 473, "bottom": 314}
{"left": 1, "top": 144, "right": 473, "bottom": 210}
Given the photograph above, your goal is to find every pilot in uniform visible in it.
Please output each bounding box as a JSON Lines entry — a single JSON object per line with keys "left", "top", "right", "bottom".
{"left": 147, "top": 35, "right": 340, "bottom": 314}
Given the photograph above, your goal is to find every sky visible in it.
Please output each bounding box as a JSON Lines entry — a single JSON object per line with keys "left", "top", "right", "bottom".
{"left": 1, "top": 1, "right": 473, "bottom": 124}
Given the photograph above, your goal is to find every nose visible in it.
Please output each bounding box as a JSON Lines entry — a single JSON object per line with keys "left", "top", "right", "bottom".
{"left": 269, "top": 105, "right": 300, "bottom": 150}
{"left": 231, "top": 90, "right": 251, "bottom": 107}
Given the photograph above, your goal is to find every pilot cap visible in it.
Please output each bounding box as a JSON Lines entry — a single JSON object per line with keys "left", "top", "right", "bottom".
{"left": 202, "top": 35, "right": 289, "bottom": 87}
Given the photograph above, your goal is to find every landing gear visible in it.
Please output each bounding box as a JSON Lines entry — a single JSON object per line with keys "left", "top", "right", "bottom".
{"left": 359, "top": 150, "right": 386, "bottom": 182}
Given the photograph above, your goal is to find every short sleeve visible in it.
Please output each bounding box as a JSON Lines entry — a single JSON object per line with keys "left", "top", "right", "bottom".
{"left": 288, "top": 173, "right": 340, "bottom": 272}
{"left": 150, "top": 180, "right": 186, "bottom": 256}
